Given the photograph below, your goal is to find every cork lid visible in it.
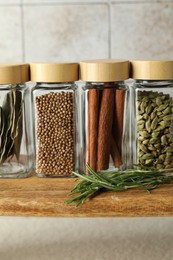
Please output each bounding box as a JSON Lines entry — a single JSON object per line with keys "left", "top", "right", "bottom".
{"left": 130, "top": 60, "right": 173, "bottom": 80}
{"left": 30, "top": 62, "right": 79, "bottom": 82}
{"left": 80, "top": 59, "right": 129, "bottom": 82}
{"left": 0, "top": 63, "right": 29, "bottom": 84}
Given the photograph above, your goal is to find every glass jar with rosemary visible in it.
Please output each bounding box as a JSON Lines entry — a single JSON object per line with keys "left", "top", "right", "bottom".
{"left": 80, "top": 59, "right": 130, "bottom": 174}
{"left": 30, "top": 63, "right": 79, "bottom": 177}
{"left": 0, "top": 63, "right": 32, "bottom": 178}
{"left": 130, "top": 60, "right": 173, "bottom": 170}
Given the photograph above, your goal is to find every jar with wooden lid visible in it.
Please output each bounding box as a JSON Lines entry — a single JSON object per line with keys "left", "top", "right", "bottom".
{"left": 80, "top": 59, "right": 130, "bottom": 173}
{"left": 30, "top": 62, "right": 79, "bottom": 177}
{"left": 0, "top": 63, "right": 32, "bottom": 178}
{"left": 130, "top": 60, "right": 173, "bottom": 169}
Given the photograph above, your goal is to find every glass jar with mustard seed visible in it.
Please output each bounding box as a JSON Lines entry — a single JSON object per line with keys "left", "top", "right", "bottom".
{"left": 0, "top": 63, "right": 32, "bottom": 178}
{"left": 30, "top": 62, "right": 79, "bottom": 177}
{"left": 130, "top": 60, "right": 173, "bottom": 170}
{"left": 80, "top": 59, "right": 130, "bottom": 174}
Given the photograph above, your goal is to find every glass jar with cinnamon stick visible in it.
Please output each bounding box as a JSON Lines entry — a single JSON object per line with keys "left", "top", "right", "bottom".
{"left": 30, "top": 62, "right": 79, "bottom": 177}
{"left": 80, "top": 59, "right": 130, "bottom": 173}
{"left": 130, "top": 60, "right": 173, "bottom": 169}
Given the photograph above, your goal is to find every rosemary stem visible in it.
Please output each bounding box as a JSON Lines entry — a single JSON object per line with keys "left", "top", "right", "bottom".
{"left": 65, "top": 165, "right": 173, "bottom": 207}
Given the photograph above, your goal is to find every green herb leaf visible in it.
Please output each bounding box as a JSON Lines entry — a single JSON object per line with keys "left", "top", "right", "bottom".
{"left": 13, "top": 90, "right": 23, "bottom": 161}
{"left": 0, "top": 107, "right": 5, "bottom": 150}
{"left": 0, "top": 91, "right": 15, "bottom": 164}
{"left": 65, "top": 165, "right": 173, "bottom": 207}
{"left": 0, "top": 89, "right": 23, "bottom": 164}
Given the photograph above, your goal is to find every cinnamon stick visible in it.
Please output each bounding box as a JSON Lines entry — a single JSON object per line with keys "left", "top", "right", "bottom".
{"left": 97, "top": 88, "right": 114, "bottom": 171}
{"left": 110, "top": 135, "right": 122, "bottom": 168}
{"left": 88, "top": 89, "right": 100, "bottom": 171}
{"left": 114, "top": 88, "right": 126, "bottom": 154}
{"left": 111, "top": 88, "right": 126, "bottom": 168}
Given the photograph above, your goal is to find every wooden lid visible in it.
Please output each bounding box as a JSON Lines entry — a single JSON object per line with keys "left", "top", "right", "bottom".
{"left": 0, "top": 63, "right": 29, "bottom": 84}
{"left": 30, "top": 62, "right": 79, "bottom": 82}
{"left": 80, "top": 59, "right": 129, "bottom": 82}
{"left": 130, "top": 60, "right": 173, "bottom": 80}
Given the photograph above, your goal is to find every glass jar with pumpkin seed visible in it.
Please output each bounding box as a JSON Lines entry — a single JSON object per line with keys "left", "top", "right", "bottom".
{"left": 130, "top": 60, "right": 173, "bottom": 170}
{"left": 0, "top": 64, "right": 32, "bottom": 177}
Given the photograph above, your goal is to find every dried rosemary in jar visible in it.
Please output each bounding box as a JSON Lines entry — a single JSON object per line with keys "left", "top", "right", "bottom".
{"left": 131, "top": 60, "right": 173, "bottom": 169}
{"left": 0, "top": 63, "right": 32, "bottom": 178}
{"left": 30, "top": 63, "right": 79, "bottom": 177}
{"left": 80, "top": 59, "right": 130, "bottom": 174}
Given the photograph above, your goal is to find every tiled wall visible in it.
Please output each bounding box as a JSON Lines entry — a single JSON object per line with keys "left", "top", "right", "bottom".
{"left": 0, "top": 0, "right": 172, "bottom": 62}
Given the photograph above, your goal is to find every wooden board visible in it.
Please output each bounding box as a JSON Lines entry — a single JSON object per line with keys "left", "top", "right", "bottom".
{"left": 0, "top": 177, "right": 173, "bottom": 217}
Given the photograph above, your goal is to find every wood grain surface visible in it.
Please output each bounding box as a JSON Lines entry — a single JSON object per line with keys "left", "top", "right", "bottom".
{"left": 0, "top": 177, "right": 173, "bottom": 217}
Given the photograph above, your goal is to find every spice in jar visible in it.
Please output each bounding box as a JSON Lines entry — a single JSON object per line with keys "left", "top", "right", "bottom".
{"left": 0, "top": 63, "right": 32, "bottom": 177}
{"left": 131, "top": 60, "right": 173, "bottom": 169}
{"left": 80, "top": 59, "right": 130, "bottom": 173}
{"left": 31, "top": 62, "right": 79, "bottom": 177}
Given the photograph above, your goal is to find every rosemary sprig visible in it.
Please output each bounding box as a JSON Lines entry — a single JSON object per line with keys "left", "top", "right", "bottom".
{"left": 65, "top": 164, "right": 173, "bottom": 207}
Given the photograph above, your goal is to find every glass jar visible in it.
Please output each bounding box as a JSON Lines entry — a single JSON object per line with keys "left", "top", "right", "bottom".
{"left": 80, "top": 59, "right": 130, "bottom": 173}
{"left": 30, "top": 62, "right": 79, "bottom": 177}
{"left": 130, "top": 60, "right": 173, "bottom": 169}
{"left": 0, "top": 63, "right": 32, "bottom": 178}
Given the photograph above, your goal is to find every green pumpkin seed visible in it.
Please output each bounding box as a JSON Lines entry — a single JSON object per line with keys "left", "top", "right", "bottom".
{"left": 151, "top": 131, "right": 160, "bottom": 138}
{"left": 140, "top": 131, "right": 150, "bottom": 138}
{"left": 154, "top": 143, "right": 161, "bottom": 149}
{"left": 138, "top": 119, "right": 145, "bottom": 125}
{"left": 151, "top": 117, "right": 158, "bottom": 130}
{"left": 163, "top": 114, "right": 173, "bottom": 121}
{"left": 165, "top": 147, "right": 173, "bottom": 153}
{"left": 143, "top": 139, "right": 149, "bottom": 145}
{"left": 138, "top": 124, "right": 144, "bottom": 131}
{"left": 139, "top": 151, "right": 144, "bottom": 158}
{"left": 141, "top": 153, "right": 155, "bottom": 160}
{"left": 157, "top": 103, "right": 168, "bottom": 112}
{"left": 162, "top": 107, "right": 171, "bottom": 115}
{"left": 161, "top": 135, "right": 167, "bottom": 145}
{"left": 145, "top": 159, "right": 154, "bottom": 165}
{"left": 140, "top": 101, "right": 146, "bottom": 113}
{"left": 156, "top": 97, "right": 162, "bottom": 106}
{"left": 146, "top": 103, "right": 153, "bottom": 114}
{"left": 145, "top": 119, "right": 151, "bottom": 133}
{"left": 159, "top": 154, "right": 166, "bottom": 161}
{"left": 143, "top": 114, "right": 149, "bottom": 120}
{"left": 148, "top": 144, "right": 156, "bottom": 151}
{"left": 150, "top": 138, "right": 158, "bottom": 145}
{"left": 164, "top": 128, "right": 169, "bottom": 134}
{"left": 139, "top": 144, "right": 148, "bottom": 153}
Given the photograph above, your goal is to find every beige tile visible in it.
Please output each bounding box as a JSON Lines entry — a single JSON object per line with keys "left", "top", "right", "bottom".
{"left": 111, "top": 3, "right": 173, "bottom": 60}
{"left": 111, "top": 0, "right": 156, "bottom": 2}
{"left": 0, "top": 0, "right": 21, "bottom": 4}
{"left": 23, "top": 4, "right": 109, "bottom": 62}
{"left": 114, "top": 0, "right": 172, "bottom": 1}
{"left": 0, "top": 6, "right": 22, "bottom": 62}
{"left": 23, "top": 0, "right": 108, "bottom": 3}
